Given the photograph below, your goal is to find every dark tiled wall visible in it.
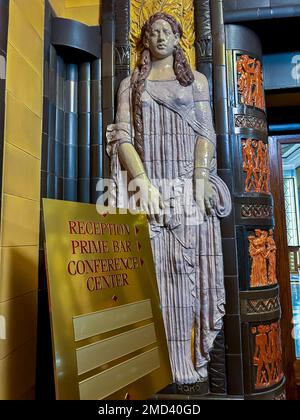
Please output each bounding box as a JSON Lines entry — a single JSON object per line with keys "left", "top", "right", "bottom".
{"left": 194, "top": 0, "right": 214, "bottom": 102}
{"left": 36, "top": 0, "right": 56, "bottom": 400}
{"left": 42, "top": 52, "right": 102, "bottom": 204}
{"left": 64, "top": 62, "right": 79, "bottom": 201}
{"left": 194, "top": 0, "right": 227, "bottom": 395}
{"left": 101, "top": 0, "right": 115, "bottom": 179}
{"left": 90, "top": 59, "right": 103, "bottom": 204}
{"left": 210, "top": 0, "right": 243, "bottom": 396}
{"left": 0, "top": 0, "right": 9, "bottom": 213}
{"left": 114, "top": 0, "right": 130, "bottom": 92}
{"left": 101, "top": 0, "right": 130, "bottom": 181}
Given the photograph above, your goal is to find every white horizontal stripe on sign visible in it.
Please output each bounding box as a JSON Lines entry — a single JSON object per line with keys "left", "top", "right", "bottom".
{"left": 79, "top": 347, "right": 160, "bottom": 400}
{"left": 73, "top": 299, "right": 153, "bottom": 341}
{"left": 76, "top": 323, "right": 157, "bottom": 375}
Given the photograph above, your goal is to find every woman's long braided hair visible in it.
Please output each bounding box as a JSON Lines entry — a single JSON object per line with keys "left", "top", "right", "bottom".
{"left": 131, "top": 12, "right": 194, "bottom": 159}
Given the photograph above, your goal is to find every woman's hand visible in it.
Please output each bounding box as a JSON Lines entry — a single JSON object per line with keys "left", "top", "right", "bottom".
{"left": 194, "top": 137, "right": 216, "bottom": 220}
{"left": 133, "top": 174, "right": 165, "bottom": 223}
{"left": 194, "top": 168, "right": 217, "bottom": 218}
{"left": 203, "top": 177, "right": 217, "bottom": 215}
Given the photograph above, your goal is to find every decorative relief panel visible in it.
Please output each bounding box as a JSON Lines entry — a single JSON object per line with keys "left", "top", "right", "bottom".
{"left": 274, "top": 390, "right": 287, "bottom": 400}
{"left": 242, "top": 139, "right": 270, "bottom": 194}
{"left": 195, "top": 35, "right": 212, "bottom": 60}
{"left": 115, "top": 45, "right": 131, "bottom": 67}
{"left": 235, "top": 114, "right": 267, "bottom": 133}
{"left": 130, "top": 0, "right": 195, "bottom": 69}
{"left": 246, "top": 296, "right": 280, "bottom": 315}
{"left": 194, "top": 0, "right": 212, "bottom": 60}
{"left": 114, "top": 0, "right": 131, "bottom": 88}
{"left": 237, "top": 55, "right": 265, "bottom": 111}
{"left": 251, "top": 322, "right": 284, "bottom": 390}
{"left": 241, "top": 204, "right": 273, "bottom": 219}
{"left": 248, "top": 229, "right": 277, "bottom": 288}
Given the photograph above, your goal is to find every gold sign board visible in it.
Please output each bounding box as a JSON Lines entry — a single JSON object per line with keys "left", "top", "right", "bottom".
{"left": 43, "top": 199, "right": 172, "bottom": 400}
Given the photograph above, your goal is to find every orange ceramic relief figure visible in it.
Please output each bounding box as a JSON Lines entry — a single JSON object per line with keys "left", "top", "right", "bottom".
{"left": 252, "top": 60, "right": 265, "bottom": 110}
{"left": 237, "top": 56, "right": 252, "bottom": 105}
{"left": 260, "top": 230, "right": 269, "bottom": 286}
{"left": 242, "top": 57, "right": 256, "bottom": 106}
{"left": 249, "top": 230, "right": 268, "bottom": 288}
{"left": 252, "top": 322, "right": 283, "bottom": 389}
{"left": 263, "top": 147, "right": 270, "bottom": 193}
{"left": 249, "top": 235, "right": 260, "bottom": 287}
{"left": 237, "top": 55, "right": 254, "bottom": 106}
{"left": 255, "top": 141, "right": 266, "bottom": 192}
{"left": 242, "top": 139, "right": 258, "bottom": 192}
{"left": 242, "top": 139, "right": 251, "bottom": 191}
{"left": 237, "top": 55, "right": 265, "bottom": 111}
{"left": 253, "top": 325, "right": 272, "bottom": 388}
{"left": 276, "top": 323, "right": 284, "bottom": 381}
{"left": 242, "top": 139, "right": 270, "bottom": 194}
{"left": 268, "top": 323, "right": 283, "bottom": 384}
{"left": 258, "top": 141, "right": 270, "bottom": 193}
{"left": 266, "top": 230, "right": 277, "bottom": 285}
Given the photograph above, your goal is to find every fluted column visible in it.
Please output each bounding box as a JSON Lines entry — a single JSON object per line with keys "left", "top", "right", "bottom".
{"left": 90, "top": 58, "right": 103, "bottom": 204}
{"left": 64, "top": 63, "right": 78, "bottom": 202}
{"left": 78, "top": 62, "right": 91, "bottom": 203}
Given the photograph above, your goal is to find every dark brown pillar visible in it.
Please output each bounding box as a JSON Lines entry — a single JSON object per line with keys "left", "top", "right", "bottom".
{"left": 194, "top": 0, "right": 213, "bottom": 97}
{"left": 101, "top": 0, "right": 115, "bottom": 179}
{"left": 114, "top": 0, "right": 130, "bottom": 93}
{"left": 211, "top": 0, "right": 243, "bottom": 397}
{"left": 225, "top": 23, "right": 286, "bottom": 400}
{"left": 194, "top": 0, "right": 227, "bottom": 395}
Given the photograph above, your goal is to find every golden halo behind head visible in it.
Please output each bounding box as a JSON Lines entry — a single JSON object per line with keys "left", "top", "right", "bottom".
{"left": 130, "top": 0, "right": 196, "bottom": 70}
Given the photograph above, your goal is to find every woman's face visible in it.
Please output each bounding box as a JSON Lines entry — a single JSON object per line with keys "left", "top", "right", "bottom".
{"left": 146, "top": 19, "right": 179, "bottom": 59}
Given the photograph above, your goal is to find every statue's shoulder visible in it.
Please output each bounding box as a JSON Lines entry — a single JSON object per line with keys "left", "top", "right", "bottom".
{"left": 192, "top": 70, "right": 210, "bottom": 100}
{"left": 118, "top": 76, "right": 132, "bottom": 96}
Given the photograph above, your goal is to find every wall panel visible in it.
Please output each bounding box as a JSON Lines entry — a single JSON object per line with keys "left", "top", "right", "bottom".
{"left": 6, "top": 44, "right": 43, "bottom": 117}
{"left": 64, "top": 5, "right": 101, "bottom": 25}
{"left": 0, "top": 338, "right": 36, "bottom": 400}
{"left": 0, "top": 291, "right": 37, "bottom": 359}
{"left": 5, "top": 93, "right": 42, "bottom": 158}
{"left": 0, "top": 0, "right": 44, "bottom": 400}
{"left": 0, "top": 246, "right": 38, "bottom": 302}
{"left": 49, "top": 0, "right": 101, "bottom": 25}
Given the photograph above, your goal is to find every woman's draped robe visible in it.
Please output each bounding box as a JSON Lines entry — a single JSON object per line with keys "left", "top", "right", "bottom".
{"left": 106, "top": 75, "right": 232, "bottom": 384}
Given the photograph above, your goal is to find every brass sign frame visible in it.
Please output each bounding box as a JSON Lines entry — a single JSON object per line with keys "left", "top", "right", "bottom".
{"left": 43, "top": 199, "right": 172, "bottom": 400}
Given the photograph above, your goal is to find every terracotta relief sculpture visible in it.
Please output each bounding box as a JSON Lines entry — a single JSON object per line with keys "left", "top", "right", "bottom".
{"left": 106, "top": 13, "right": 231, "bottom": 385}
{"left": 237, "top": 55, "right": 265, "bottom": 111}
{"left": 249, "top": 230, "right": 278, "bottom": 288}
{"left": 266, "top": 229, "right": 277, "bottom": 285}
{"left": 252, "top": 322, "right": 283, "bottom": 389}
{"left": 242, "top": 139, "right": 270, "bottom": 194}
{"left": 252, "top": 325, "right": 272, "bottom": 387}
{"left": 249, "top": 230, "right": 268, "bottom": 287}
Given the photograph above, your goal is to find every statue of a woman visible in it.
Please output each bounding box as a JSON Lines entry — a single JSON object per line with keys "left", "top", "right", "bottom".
{"left": 106, "top": 12, "right": 231, "bottom": 385}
